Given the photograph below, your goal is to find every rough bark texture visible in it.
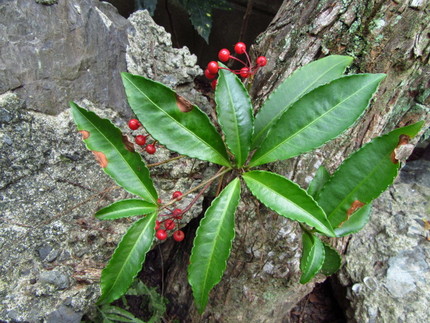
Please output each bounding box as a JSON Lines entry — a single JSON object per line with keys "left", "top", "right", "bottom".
{"left": 159, "top": 1, "right": 429, "bottom": 322}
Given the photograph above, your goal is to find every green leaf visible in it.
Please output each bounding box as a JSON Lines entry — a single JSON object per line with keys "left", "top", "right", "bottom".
{"left": 188, "top": 178, "right": 241, "bottom": 314}
{"left": 100, "top": 305, "right": 145, "bottom": 323}
{"left": 70, "top": 102, "right": 158, "bottom": 204}
{"left": 182, "top": 0, "right": 213, "bottom": 43}
{"left": 334, "top": 203, "right": 372, "bottom": 237}
{"left": 95, "top": 199, "right": 158, "bottom": 220}
{"left": 249, "top": 74, "right": 386, "bottom": 167}
{"left": 300, "top": 231, "right": 325, "bottom": 284}
{"left": 307, "top": 166, "right": 331, "bottom": 199}
{"left": 252, "top": 55, "right": 353, "bottom": 148}
{"left": 319, "top": 242, "right": 342, "bottom": 276}
{"left": 97, "top": 212, "right": 157, "bottom": 305}
{"left": 317, "top": 121, "right": 424, "bottom": 228}
{"left": 215, "top": 65, "right": 253, "bottom": 167}
{"left": 126, "top": 280, "right": 167, "bottom": 321}
{"left": 242, "top": 171, "right": 335, "bottom": 237}
{"left": 121, "top": 73, "right": 231, "bottom": 167}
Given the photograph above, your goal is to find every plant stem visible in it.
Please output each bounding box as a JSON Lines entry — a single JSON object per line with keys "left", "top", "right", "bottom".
{"left": 147, "top": 155, "right": 184, "bottom": 168}
{"left": 160, "top": 167, "right": 231, "bottom": 210}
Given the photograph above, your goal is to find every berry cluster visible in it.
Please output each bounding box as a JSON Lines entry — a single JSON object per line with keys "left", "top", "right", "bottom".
{"left": 155, "top": 190, "right": 185, "bottom": 242}
{"left": 205, "top": 42, "right": 267, "bottom": 89}
{"left": 128, "top": 119, "right": 157, "bottom": 154}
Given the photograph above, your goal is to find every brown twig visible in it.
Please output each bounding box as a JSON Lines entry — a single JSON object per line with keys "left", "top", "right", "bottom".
{"left": 147, "top": 155, "right": 185, "bottom": 168}
{"left": 160, "top": 167, "right": 231, "bottom": 211}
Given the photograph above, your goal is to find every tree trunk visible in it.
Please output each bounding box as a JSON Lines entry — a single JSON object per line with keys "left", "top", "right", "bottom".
{"left": 155, "top": 1, "right": 430, "bottom": 322}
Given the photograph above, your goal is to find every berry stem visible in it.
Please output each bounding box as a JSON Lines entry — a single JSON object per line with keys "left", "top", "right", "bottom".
{"left": 243, "top": 50, "right": 252, "bottom": 67}
{"left": 147, "top": 155, "right": 185, "bottom": 168}
{"left": 160, "top": 167, "right": 232, "bottom": 210}
{"left": 228, "top": 55, "right": 247, "bottom": 66}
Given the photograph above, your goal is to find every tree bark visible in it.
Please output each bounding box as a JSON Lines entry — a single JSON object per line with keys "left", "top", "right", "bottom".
{"left": 156, "top": 1, "right": 430, "bottom": 322}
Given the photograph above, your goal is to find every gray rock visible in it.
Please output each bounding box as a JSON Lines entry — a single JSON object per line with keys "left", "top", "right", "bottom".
{"left": 0, "top": 0, "right": 130, "bottom": 115}
{"left": 37, "top": 245, "right": 53, "bottom": 260}
{"left": 46, "top": 305, "right": 83, "bottom": 323}
{"left": 40, "top": 270, "right": 70, "bottom": 290}
{"left": 337, "top": 164, "right": 430, "bottom": 323}
{"left": 126, "top": 10, "right": 207, "bottom": 111}
{"left": 0, "top": 2, "right": 209, "bottom": 321}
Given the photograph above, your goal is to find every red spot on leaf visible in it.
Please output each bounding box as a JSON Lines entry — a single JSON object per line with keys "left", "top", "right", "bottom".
{"left": 390, "top": 134, "right": 411, "bottom": 164}
{"left": 176, "top": 94, "right": 194, "bottom": 112}
{"left": 92, "top": 151, "right": 108, "bottom": 168}
{"left": 347, "top": 200, "right": 365, "bottom": 216}
{"left": 122, "top": 135, "right": 135, "bottom": 152}
{"left": 79, "top": 130, "right": 90, "bottom": 139}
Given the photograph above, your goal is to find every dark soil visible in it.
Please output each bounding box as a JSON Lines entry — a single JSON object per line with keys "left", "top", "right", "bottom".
{"left": 289, "top": 279, "right": 347, "bottom": 323}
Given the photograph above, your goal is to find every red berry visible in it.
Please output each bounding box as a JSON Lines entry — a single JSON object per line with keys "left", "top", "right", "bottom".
{"left": 172, "top": 191, "right": 183, "bottom": 200}
{"left": 256, "top": 56, "right": 267, "bottom": 67}
{"left": 207, "top": 61, "right": 219, "bottom": 74}
{"left": 164, "top": 219, "right": 175, "bottom": 230}
{"left": 155, "top": 220, "right": 161, "bottom": 230}
{"left": 135, "top": 135, "right": 147, "bottom": 146}
{"left": 234, "top": 42, "right": 246, "bottom": 54}
{"left": 204, "top": 69, "right": 217, "bottom": 80}
{"left": 145, "top": 144, "right": 156, "bottom": 154}
{"left": 155, "top": 229, "right": 167, "bottom": 240}
{"left": 173, "top": 230, "right": 185, "bottom": 242}
{"left": 157, "top": 198, "right": 162, "bottom": 204}
{"left": 240, "top": 67, "right": 250, "bottom": 78}
{"left": 211, "top": 79, "right": 217, "bottom": 90}
{"left": 128, "top": 119, "right": 141, "bottom": 130}
{"left": 218, "top": 48, "right": 230, "bottom": 62}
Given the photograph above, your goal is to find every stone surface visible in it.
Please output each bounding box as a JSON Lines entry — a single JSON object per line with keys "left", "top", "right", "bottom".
{"left": 0, "top": 0, "right": 129, "bottom": 115}
{"left": 337, "top": 159, "right": 430, "bottom": 323}
{"left": 0, "top": 3, "right": 208, "bottom": 322}
{"left": 125, "top": 10, "right": 206, "bottom": 109}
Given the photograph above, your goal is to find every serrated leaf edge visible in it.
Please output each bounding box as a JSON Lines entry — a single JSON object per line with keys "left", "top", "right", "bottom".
{"left": 252, "top": 55, "right": 353, "bottom": 147}
{"left": 98, "top": 212, "right": 156, "bottom": 304}
{"left": 249, "top": 73, "right": 386, "bottom": 167}
{"left": 300, "top": 233, "right": 325, "bottom": 284}
{"left": 242, "top": 171, "right": 335, "bottom": 237}
{"left": 319, "top": 241, "right": 342, "bottom": 276}
{"left": 216, "top": 67, "right": 253, "bottom": 167}
{"left": 95, "top": 199, "right": 158, "bottom": 220}
{"left": 334, "top": 203, "right": 372, "bottom": 237}
{"left": 188, "top": 179, "right": 240, "bottom": 313}
{"left": 71, "top": 102, "right": 157, "bottom": 203}
{"left": 121, "top": 73, "right": 231, "bottom": 167}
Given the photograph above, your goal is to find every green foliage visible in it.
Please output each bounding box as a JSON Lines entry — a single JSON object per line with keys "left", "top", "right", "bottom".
{"left": 95, "top": 199, "right": 158, "bottom": 220}
{"left": 97, "top": 212, "right": 157, "bottom": 305}
{"left": 98, "top": 280, "right": 167, "bottom": 323}
{"left": 188, "top": 178, "right": 240, "bottom": 313}
{"left": 334, "top": 203, "right": 372, "bottom": 237}
{"left": 249, "top": 74, "right": 386, "bottom": 167}
{"left": 138, "top": 0, "right": 231, "bottom": 43}
{"left": 252, "top": 55, "right": 353, "bottom": 148}
{"left": 70, "top": 102, "right": 158, "bottom": 204}
{"left": 215, "top": 65, "right": 253, "bottom": 167}
{"left": 307, "top": 166, "right": 331, "bottom": 199}
{"left": 319, "top": 242, "right": 342, "bottom": 276}
{"left": 317, "top": 121, "right": 423, "bottom": 228}
{"left": 300, "top": 231, "right": 325, "bottom": 284}
{"left": 242, "top": 171, "right": 335, "bottom": 237}
{"left": 71, "top": 54, "right": 424, "bottom": 316}
{"left": 127, "top": 280, "right": 167, "bottom": 323}
{"left": 121, "top": 72, "right": 231, "bottom": 167}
